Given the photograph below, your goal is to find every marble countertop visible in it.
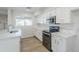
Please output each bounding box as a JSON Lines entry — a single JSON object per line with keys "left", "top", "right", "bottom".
{"left": 51, "top": 30, "right": 76, "bottom": 38}
{"left": 0, "top": 29, "right": 21, "bottom": 39}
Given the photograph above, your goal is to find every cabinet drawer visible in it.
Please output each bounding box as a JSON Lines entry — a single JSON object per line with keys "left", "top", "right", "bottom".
{"left": 43, "top": 40, "right": 51, "bottom": 50}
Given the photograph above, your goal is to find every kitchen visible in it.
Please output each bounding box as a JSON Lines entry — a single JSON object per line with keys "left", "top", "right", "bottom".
{"left": 0, "top": 7, "right": 79, "bottom": 52}
{"left": 34, "top": 7, "right": 79, "bottom": 52}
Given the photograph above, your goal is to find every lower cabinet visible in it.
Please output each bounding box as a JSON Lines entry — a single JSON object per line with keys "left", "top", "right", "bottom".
{"left": 55, "top": 37, "right": 66, "bottom": 52}
{"left": 34, "top": 29, "right": 42, "bottom": 41}
{"left": 51, "top": 33, "right": 76, "bottom": 52}
{"left": 52, "top": 34, "right": 66, "bottom": 52}
{"left": 0, "top": 37, "right": 20, "bottom": 52}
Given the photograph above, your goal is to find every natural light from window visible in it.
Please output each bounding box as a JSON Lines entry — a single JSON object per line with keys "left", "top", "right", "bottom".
{"left": 16, "top": 16, "right": 32, "bottom": 26}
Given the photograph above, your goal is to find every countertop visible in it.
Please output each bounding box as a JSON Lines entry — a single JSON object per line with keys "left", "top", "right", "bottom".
{"left": 51, "top": 30, "right": 76, "bottom": 38}
{"left": 0, "top": 30, "right": 21, "bottom": 39}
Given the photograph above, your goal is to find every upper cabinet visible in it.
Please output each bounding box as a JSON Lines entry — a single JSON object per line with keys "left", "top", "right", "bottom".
{"left": 56, "top": 7, "right": 71, "bottom": 23}
{"left": 70, "top": 7, "right": 79, "bottom": 11}
{"left": 37, "top": 7, "right": 78, "bottom": 24}
{"left": 50, "top": 9, "right": 56, "bottom": 17}
{"left": 37, "top": 8, "right": 56, "bottom": 24}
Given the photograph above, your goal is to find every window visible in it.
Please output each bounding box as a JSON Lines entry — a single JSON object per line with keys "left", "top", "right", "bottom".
{"left": 25, "top": 20, "right": 32, "bottom": 26}
{"left": 16, "top": 16, "right": 32, "bottom": 26}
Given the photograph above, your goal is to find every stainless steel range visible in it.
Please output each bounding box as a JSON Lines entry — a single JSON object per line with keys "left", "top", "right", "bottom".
{"left": 42, "top": 26, "right": 60, "bottom": 52}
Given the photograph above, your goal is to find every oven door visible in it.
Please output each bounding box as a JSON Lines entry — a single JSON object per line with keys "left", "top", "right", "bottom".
{"left": 42, "top": 31, "right": 52, "bottom": 51}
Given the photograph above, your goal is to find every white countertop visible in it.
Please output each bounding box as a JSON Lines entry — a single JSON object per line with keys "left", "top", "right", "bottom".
{"left": 0, "top": 30, "right": 21, "bottom": 39}
{"left": 52, "top": 30, "right": 76, "bottom": 38}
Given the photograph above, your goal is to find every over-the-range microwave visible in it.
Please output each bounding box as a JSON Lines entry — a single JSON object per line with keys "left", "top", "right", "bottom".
{"left": 46, "top": 16, "right": 56, "bottom": 24}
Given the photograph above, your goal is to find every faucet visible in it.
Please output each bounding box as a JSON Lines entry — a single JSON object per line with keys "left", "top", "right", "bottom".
{"left": 7, "top": 24, "right": 15, "bottom": 32}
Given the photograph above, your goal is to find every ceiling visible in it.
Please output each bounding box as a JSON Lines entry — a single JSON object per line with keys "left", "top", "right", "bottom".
{"left": 0, "top": 7, "right": 47, "bottom": 15}
{"left": 0, "top": 7, "right": 55, "bottom": 16}
{"left": 9, "top": 7, "right": 48, "bottom": 16}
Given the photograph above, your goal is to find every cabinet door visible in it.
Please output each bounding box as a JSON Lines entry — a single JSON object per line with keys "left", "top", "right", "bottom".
{"left": 37, "top": 16, "right": 44, "bottom": 24}
{"left": 74, "top": 34, "right": 79, "bottom": 52}
{"left": 70, "top": 7, "right": 79, "bottom": 11}
{"left": 51, "top": 9, "right": 56, "bottom": 16}
{"left": 35, "top": 29, "right": 42, "bottom": 41}
{"left": 43, "top": 9, "right": 56, "bottom": 24}
{"left": 0, "top": 37, "right": 20, "bottom": 52}
{"left": 52, "top": 38, "right": 57, "bottom": 52}
{"left": 56, "top": 37, "right": 66, "bottom": 52}
{"left": 38, "top": 30, "right": 42, "bottom": 41}
{"left": 51, "top": 34, "right": 66, "bottom": 52}
{"left": 56, "top": 7, "right": 71, "bottom": 23}
{"left": 51, "top": 34, "right": 57, "bottom": 52}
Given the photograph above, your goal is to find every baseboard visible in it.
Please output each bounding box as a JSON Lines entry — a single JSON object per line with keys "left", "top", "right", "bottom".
{"left": 21, "top": 36, "right": 35, "bottom": 39}
{"left": 21, "top": 36, "right": 42, "bottom": 43}
{"left": 34, "top": 36, "right": 42, "bottom": 43}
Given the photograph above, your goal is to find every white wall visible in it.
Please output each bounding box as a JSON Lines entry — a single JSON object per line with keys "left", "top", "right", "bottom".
{"left": 8, "top": 10, "right": 35, "bottom": 38}
{"left": 15, "top": 11, "right": 35, "bottom": 38}
{"left": 0, "top": 15, "right": 7, "bottom": 30}
{"left": 71, "top": 10, "right": 79, "bottom": 30}
{"left": 70, "top": 10, "right": 79, "bottom": 51}
{"left": 8, "top": 9, "right": 13, "bottom": 25}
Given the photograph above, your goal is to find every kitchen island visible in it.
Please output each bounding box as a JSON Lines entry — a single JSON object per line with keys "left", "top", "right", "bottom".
{"left": 0, "top": 30, "right": 21, "bottom": 52}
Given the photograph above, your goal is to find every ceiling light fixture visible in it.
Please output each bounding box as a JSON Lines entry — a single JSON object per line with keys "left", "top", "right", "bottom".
{"left": 26, "top": 7, "right": 31, "bottom": 11}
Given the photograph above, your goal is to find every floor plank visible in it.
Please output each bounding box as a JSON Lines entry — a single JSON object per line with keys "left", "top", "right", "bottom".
{"left": 21, "top": 37, "right": 49, "bottom": 52}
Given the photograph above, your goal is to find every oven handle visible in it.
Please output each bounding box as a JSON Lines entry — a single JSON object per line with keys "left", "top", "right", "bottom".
{"left": 43, "top": 32, "right": 50, "bottom": 36}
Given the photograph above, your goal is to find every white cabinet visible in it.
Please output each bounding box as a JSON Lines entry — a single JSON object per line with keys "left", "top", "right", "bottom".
{"left": 51, "top": 33, "right": 56, "bottom": 51}
{"left": 37, "top": 16, "right": 43, "bottom": 24}
{"left": 38, "top": 7, "right": 72, "bottom": 24}
{"left": 50, "top": 9, "right": 56, "bottom": 17}
{"left": 37, "top": 30, "right": 42, "bottom": 41}
{"left": 51, "top": 33, "right": 66, "bottom": 52}
{"left": 56, "top": 8, "right": 71, "bottom": 23}
{"left": 55, "top": 36, "right": 66, "bottom": 52}
{"left": 70, "top": 7, "right": 79, "bottom": 11}
{"left": 34, "top": 28, "right": 42, "bottom": 41}
{"left": 0, "top": 37, "right": 20, "bottom": 52}
{"left": 74, "top": 33, "right": 79, "bottom": 52}
{"left": 51, "top": 33, "right": 76, "bottom": 52}
{"left": 37, "top": 8, "right": 56, "bottom": 24}
{"left": 42, "top": 9, "right": 56, "bottom": 24}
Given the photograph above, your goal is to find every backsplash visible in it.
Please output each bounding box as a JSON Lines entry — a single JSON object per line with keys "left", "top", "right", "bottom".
{"left": 60, "top": 23, "right": 74, "bottom": 30}
{"left": 0, "top": 15, "right": 7, "bottom": 30}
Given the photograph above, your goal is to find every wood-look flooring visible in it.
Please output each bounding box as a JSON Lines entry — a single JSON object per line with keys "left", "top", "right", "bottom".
{"left": 21, "top": 37, "right": 49, "bottom": 52}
